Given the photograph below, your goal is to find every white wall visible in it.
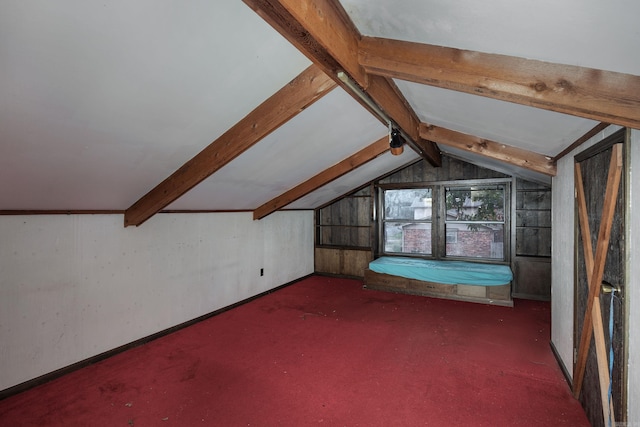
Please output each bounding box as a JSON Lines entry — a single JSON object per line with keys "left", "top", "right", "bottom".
{"left": 0, "top": 211, "right": 314, "bottom": 391}
{"left": 551, "top": 126, "right": 639, "bottom": 422}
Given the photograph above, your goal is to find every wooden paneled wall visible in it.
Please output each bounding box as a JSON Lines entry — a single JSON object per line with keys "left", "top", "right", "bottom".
{"left": 315, "top": 247, "right": 373, "bottom": 278}
{"left": 513, "top": 178, "right": 552, "bottom": 300}
{"left": 315, "top": 155, "right": 552, "bottom": 300}
{"left": 515, "top": 178, "right": 551, "bottom": 257}
{"left": 379, "top": 156, "right": 508, "bottom": 184}
{"left": 317, "top": 186, "right": 372, "bottom": 248}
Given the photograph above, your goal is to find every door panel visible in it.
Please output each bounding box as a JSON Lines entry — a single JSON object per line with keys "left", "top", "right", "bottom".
{"left": 575, "top": 131, "right": 626, "bottom": 426}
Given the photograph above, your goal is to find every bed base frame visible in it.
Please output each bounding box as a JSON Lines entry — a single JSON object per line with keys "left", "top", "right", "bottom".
{"left": 363, "top": 269, "right": 513, "bottom": 307}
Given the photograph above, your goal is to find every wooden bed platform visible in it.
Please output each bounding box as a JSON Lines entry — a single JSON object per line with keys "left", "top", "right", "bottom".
{"left": 363, "top": 268, "right": 513, "bottom": 307}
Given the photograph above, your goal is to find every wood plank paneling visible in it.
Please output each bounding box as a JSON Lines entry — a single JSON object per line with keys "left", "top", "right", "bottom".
{"left": 516, "top": 228, "right": 552, "bottom": 257}
{"left": 363, "top": 270, "right": 513, "bottom": 306}
{"left": 317, "top": 155, "right": 551, "bottom": 303}
{"left": 512, "top": 257, "right": 551, "bottom": 300}
{"left": 379, "top": 156, "right": 508, "bottom": 184}
{"left": 315, "top": 247, "right": 372, "bottom": 278}
{"left": 513, "top": 178, "right": 552, "bottom": 299}
{"left": 515, "top": 179, "right": 552, "bottom": 258}
{"left": 315, "top": 247, "right": 341, "bottom": 275}
{"left": 317, "top": 186, "right": 372, "bottom": 248}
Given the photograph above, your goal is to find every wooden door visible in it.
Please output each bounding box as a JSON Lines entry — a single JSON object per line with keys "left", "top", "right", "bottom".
{"left": 574, "top": 129, "right": 627, "bottom": 426}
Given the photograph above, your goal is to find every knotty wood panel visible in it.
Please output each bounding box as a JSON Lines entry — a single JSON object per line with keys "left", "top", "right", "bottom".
{"left": 317, "top": 186, "right": 372, "bottom": 247}
{"left": 342, "top": 250, "right": 373, "bottom": 277}
{"left": 315, "top": 247, "right": 341, "bottom": 275}
{"left": 515, "top": 179, "right": 552, "bottom": 258}
{"left": 512, "top": 257, "right": 551, "bottom": 300}
{"left": 517, "top": 190, "right": 552, "bottom": 210}
{"left": 315, "top": 247, "right": 372, "bottom": 278}
{"left": 516, "top": 211, "right": 551, "bottom": 228}
{"left": 516, "top": 228, "right": 551, "bottom": 257}
{"left": 379, "top": 156, "right": 508, "bottom": 184}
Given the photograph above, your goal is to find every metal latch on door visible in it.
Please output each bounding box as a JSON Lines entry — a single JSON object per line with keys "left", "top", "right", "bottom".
{"left": 601, "top": 281, "right": 621, "bottom": 295}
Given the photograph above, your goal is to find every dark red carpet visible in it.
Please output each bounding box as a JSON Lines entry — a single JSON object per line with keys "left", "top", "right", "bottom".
{"left": 0, "top": 276, "right": 588, "bottom": 426}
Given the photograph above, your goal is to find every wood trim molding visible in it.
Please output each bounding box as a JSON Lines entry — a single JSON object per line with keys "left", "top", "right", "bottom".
{"left": 0, "top": 209, "right": 301, "bottom": 216}
{"left": 0, "top": 210, "right": 124, "bottom": 215}
{"left": 419, "top": 123, "right": 556, "bottom": 176}
{"left": 553, "top": 122, "right": 610, "bottom": 163}
{"left": 243, "top": 0, "right": 441, "bottom": 167}
{"left": 549, "top": 340, "right": 573, "bottom": 388}
{"left": 123, "top": 65, "right": 336, "bottom": 227}
{"left": 253, "top": 136, "right": 389, "bottom": 220}
{"left": 360, "top": 36, "right": 640, "bottom": 128}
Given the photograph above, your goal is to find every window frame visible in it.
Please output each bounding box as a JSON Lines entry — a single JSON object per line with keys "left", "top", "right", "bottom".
{"left": 379, "top": 186, "right": 435, "bottom": 256}
{"left": 443, "top": 182, "right": 509, "bottom": 261}
{"left": 378, "top": 178, "right": 511, "bottom": 263}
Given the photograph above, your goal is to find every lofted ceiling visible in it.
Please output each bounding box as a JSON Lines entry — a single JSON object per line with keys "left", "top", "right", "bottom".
{"left": 1, "top": 1, "right": 639, "bottom": 225}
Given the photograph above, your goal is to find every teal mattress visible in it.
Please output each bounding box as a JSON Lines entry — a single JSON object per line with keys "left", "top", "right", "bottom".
{"left": 368, "top": 256, "right": 513, "bottom": 286}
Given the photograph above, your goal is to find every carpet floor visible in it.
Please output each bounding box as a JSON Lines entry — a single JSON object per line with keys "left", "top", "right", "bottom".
{"left": 0, "top": 276, "right": 589, "bottom": 426}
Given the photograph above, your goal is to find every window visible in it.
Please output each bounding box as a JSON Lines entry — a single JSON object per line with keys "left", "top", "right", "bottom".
{"left": 380, "top": 181, "right": 509, "bottom": 261}
{"left": 382, "top": 188, "right": 433, "bottom": 255}
{"left": 445, "top": 185, "right": 506, "bottom": 259}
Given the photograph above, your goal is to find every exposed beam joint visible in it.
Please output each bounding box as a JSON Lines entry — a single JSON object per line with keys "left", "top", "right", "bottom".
{"left": 420, "top": 123, "right": 556, "bottom": 176}
{"left": 368, "top": 74, "right": 441, "bottom": 166}
{"left": 242, "top": 0, "right": 344, "bottom": 77}
{"left": 336, "top": 71, "right": 441, "bottom": 166}
{"left": 360, "top": 36, "right": 640, "bottom": 129}
{"left": 243, "top": 0, "right": 441, "bottom": 167}
{"left": 253, "top": 136, "right": 389, "bottom": 220}
{"left": 124, "top": 64, "right": 336, "bottom": 227}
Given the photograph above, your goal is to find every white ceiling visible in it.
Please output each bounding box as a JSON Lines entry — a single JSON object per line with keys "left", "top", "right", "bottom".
{"left": 341, "top": 0, "right": 640, "bottom": 74}
{"left": 1, "top": 1, "right": 639, "bottom": 215}
{"left": 398, "top": 81, "right": 598, "bottom": 157}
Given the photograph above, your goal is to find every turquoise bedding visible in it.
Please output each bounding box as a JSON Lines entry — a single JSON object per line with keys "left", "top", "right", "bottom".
{"left": 368, "top": 256, "right": 513, "bottom": 286}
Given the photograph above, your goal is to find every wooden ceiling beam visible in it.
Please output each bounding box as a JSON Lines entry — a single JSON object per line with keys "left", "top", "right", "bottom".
{"left": 253, "top": 136, "right": 389, "bottom": 220}
{"left": 124, "top": 64, "right": 336, "bottom": 227}
{"left": 420, "top": 123, "right": 556, "bottom": 176}
{"left": 366, "top": 74, "right": 442, "bottom": 166}
{"left": 360, "top": 36, "right": 640, "bottom": 129}
{"left": 242, "top": 0, "right": 344, "bottom": 77}
{"left": 243, "top": 0, "right": 441, "bottom": 167}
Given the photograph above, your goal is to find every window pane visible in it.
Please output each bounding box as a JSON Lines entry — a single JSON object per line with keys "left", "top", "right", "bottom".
{"left": 445, "top": 185, "right": 505, "bottom": 260}
{"left": 445, "top": 223, "right": 504, "bottom": 259}
{"left": 385, "top": 189, "right": 433, "bottom": 220}
{"left": 384, "top": 222, "right": 432, "bottom": 255}
{"left": 446, "top": 187, "right": 504, "bottom": 221}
